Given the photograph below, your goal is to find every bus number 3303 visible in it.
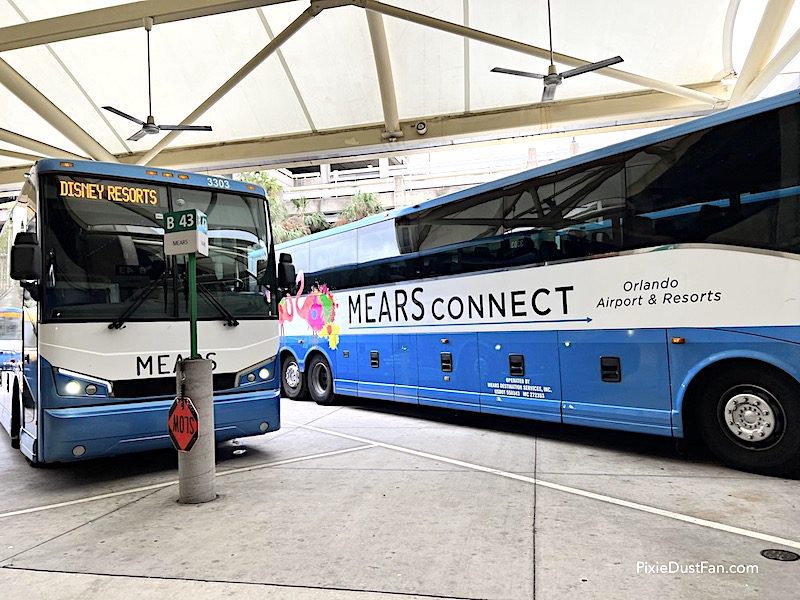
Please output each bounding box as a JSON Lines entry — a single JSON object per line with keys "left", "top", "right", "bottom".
{"left": 207, "top": 177, "right": 230, "bottom": 189}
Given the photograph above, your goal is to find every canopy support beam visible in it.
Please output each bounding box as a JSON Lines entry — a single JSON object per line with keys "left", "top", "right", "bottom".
{"left": 366, "top": 11, "right": 402, "bottom": 140}
{"left": 356, "top": 0, "right": 722, "bottom": 106}
{"left": 1, "top": 82, "right": 724, "bottom": 186}
{"left": 0, "top": 128, "right": 88, "bottom": 161}
{"left": 0, "top": 0, "right": 296, "bottom": 52}
{"left": 124, "top": 82, "right": 724, "bottom": 173}
{"left": 0, "top": 148, "right": 44, "bottom": 163}
{"left": 722, "top": 0, "right": 743, "bottom": 77}
{"left": 741, "top": 26, "right": 800, "bottom": 103}
{"left": 0, "top": 60, "right": 115, "bottom": 161}
{"left": 257, "top": 9, "right": 317, "bottom": 132}
{"left": 137, "top": 6, "right": 316, "bottom": 165}
{"left": 729, "top": 0, "right": 795, "bottom": 105}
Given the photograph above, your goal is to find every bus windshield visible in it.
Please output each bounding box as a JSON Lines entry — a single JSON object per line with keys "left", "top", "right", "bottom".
{"left": 42, "top": 174, "right": 277, "bottom": 322}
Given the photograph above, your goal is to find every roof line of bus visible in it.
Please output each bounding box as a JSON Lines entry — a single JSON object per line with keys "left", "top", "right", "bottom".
{"left": 34, "top": 159, "right": 266, "bottom": 197}
{"left": 277, "top": 89, "right": 800, "bottom": 249}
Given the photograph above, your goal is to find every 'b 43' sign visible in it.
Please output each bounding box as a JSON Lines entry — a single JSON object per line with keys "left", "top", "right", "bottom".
{"left": 164, "top": 209, "right": 208, "bottom": 256}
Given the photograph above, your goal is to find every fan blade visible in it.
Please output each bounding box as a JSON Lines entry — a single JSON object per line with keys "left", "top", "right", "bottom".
{"left": 490, "top": 67, "right": 545, "bottom": 79}
{"left": 103, "top": 106, "right": 145, "bottom": 125}
{"left": 561, "top": 56, "right": 623, "bottom": 79}
{"left": 541, "top": 83, "right": 558, "bottom": 102}
{"left": 157, "top": 125, "right": 213, "bottom": 132}
{"left": 127, "top": 128, "right": 149, "bottom": 142}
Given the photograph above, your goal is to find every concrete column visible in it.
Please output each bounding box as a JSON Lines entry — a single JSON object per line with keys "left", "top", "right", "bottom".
{"left": 526, "top": 148, "right": 538, "bottom": 169}
{"left": 320, "top": 163, "right": 331, "bottom": 184}
{"left": 177, "top": 358, "right": 216, "bottom": 504}
{"left": 393, "top": 174, "right": 407, "bottom": 207}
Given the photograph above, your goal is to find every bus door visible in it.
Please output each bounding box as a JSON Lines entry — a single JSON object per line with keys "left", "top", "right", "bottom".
{"left": 19, "top": 292, "right": 38, "bottom": 459}
{"left": 393, "top": 334, "right": 418, "bottom": 404}
{"left": 416, "top": 332, "right": 481, "bottom": 411}
{"left": 557, "top": 329, "right": 673, "bottom": 435}
{"left": 477, "top": 331, "right": 562, "bottom": 422}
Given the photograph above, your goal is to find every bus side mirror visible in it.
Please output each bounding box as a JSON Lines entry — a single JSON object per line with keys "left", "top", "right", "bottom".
{"left": 11, "top": 232, "right": 41, "bottom": 282}
{"left": 277, "top": 253, "right": 296, "bottom": 290}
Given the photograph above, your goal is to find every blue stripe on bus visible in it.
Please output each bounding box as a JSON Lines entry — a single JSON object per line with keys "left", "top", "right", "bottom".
{"left": 287, "top": 325, "right": 800, "bottom": 438}
{"left": 41, "top": 390, "right": 280, "bottom": 462}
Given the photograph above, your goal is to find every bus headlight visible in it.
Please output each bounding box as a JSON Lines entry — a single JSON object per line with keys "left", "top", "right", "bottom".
{"left": 54, "top": 368, "right": 112, "bottom": 397}
{"left": 236, "top": 356, "right": 277, "bottom": 387}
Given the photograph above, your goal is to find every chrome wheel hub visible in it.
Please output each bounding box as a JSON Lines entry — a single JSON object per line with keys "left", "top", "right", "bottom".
{"left": 285, "top": 363, "right": 300, "bottom": 389}
{"left": 724, "top": 393, "right": 776, "bottom": 442}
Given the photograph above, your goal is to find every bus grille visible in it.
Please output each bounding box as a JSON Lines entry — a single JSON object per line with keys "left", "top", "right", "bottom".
{"left": 111, "top": 373, "right": 238, "bottom": 399}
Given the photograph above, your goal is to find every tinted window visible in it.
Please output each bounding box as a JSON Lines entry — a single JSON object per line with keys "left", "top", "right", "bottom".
{"left": 284, "top": 242, "right": 310, "bottom": 274}
{"left": 358, "top": 221, "right": 399, "bottom": 262}
{"left": 42, "top": 175, "right": 276, "bottom": 321}
{"left": 305, "top": 102, "right": 800, "bottom": 290}
{"left": 174, "top": 188, "right": 275, "bottom": 319}
{"left": 401, "top": 188, "right": 505, "bottom": 251}
{"left": 43, "top": 175, "right": 171, "bottom": 321}
{"left": 310, "top": 230, "right": 356, "bottom": 272}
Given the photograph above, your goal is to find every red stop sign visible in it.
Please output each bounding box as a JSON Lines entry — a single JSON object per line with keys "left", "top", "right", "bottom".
{"left": 168, "top": 396, "right": 199, "bottom": 452}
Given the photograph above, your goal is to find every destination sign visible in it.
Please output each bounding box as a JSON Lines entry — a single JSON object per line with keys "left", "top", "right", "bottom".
{"left": 59, "top": 179, "right": 161, "bottom": 206}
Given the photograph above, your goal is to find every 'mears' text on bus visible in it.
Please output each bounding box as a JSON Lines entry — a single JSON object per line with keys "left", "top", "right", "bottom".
{"left": 136, "top": 353, "right": 217, "bottom": 376}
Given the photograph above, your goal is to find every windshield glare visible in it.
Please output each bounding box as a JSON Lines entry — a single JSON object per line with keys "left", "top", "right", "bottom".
{"left": 42, "top": 174, "right": 277, "bottom": 322}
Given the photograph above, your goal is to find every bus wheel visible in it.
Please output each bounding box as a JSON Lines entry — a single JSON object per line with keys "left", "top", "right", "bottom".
{"left": 307, "top": 354, "right": 334, "bottom": 406}
{"left": 698, "top": 366, "right": 800, "bottom": 477}
{"left": 281, "top": 354, "right": 307, "bottom": 400}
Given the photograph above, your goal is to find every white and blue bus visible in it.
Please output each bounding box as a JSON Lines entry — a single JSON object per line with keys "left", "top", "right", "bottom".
{"left": 277, "top": 90, "right": 800, "bottom": 477}
{"left": 0, "top": 159, "right": 282, "bottom": 463}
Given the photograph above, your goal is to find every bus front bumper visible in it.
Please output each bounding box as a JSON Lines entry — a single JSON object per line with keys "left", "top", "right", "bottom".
{"left": 39, "top": 389, "right": 280, "bottom": 463}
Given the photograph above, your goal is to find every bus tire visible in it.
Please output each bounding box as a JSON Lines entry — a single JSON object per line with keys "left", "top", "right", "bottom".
{"left": 698, "top": 366, "right": 800, "bottom": 477}
{"left": 306, "top": 354, "right": 335, "bottom": 406}
{"left": 281, "top": 354, "right": 307, "bottom": 400}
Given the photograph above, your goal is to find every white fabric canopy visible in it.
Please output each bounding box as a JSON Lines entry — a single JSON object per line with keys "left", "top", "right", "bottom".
{"left": 1, "top": 0, "right": 799, "bottom": 184}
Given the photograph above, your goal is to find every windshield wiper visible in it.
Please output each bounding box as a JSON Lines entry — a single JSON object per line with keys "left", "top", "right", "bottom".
{"left": 196, "top": 282, "right": 239, "bottom": 327}
{"left": 108, "top": 272, "right": 167, "bottom": 330}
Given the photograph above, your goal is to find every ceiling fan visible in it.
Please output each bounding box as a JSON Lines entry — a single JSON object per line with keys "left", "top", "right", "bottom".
{"left": 491, "top": 0, "right": 623, "bottom": 102}
{"left": 103, "top": 17, "right": 212, "bottom": 141}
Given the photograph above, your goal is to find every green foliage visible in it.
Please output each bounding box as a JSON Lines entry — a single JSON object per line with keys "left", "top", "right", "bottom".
{"left": 290, "top": 197, "right": 309, "bottom": 213}
{"left": 288, "top": 196, "right": 329, "bottom": 235}
{"left": 304, "top": 211, "right": 330, "bottom": 233}
{"left": 236, "top": 170, "right": 282, "bottom": 200}
{"left": 235, "top": 171, "right": 307, "bottom": 244}
{"left": 336, "top": 191, "right": 383, "bottom": 226}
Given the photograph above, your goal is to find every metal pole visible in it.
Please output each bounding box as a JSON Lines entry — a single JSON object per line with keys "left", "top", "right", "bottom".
{"left": 177, "top": 358, "right": 216, "bottom": 503}
{"left": 188, "top": 253, "right": 198, "bottom": 359}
